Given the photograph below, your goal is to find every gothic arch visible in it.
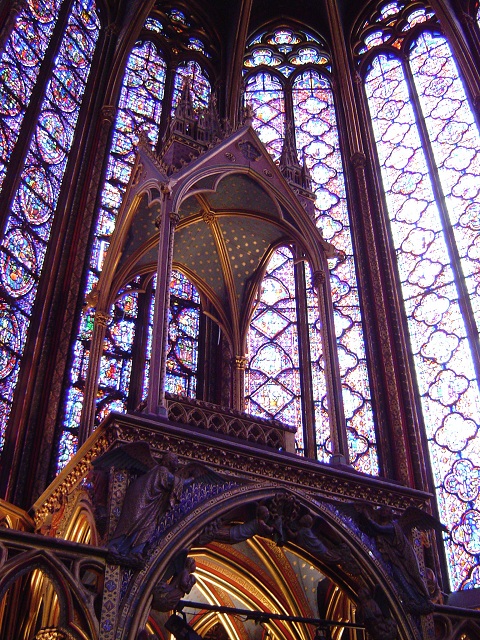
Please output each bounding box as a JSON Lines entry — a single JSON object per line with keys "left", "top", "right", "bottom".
{"left": 0, "top": 549, "right": 98, "bottom": 639}
{"left": 114, "top": 485, "right": 420, "bottom": 640}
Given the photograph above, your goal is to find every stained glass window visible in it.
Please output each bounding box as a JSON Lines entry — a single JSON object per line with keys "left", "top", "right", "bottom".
{"left": 244, "top": 73, "right": 285, "bottom": 161}
{"left": 0, "top": 0, "right": 63, "bottom": 192}
{"left": 172, "top": 60, "right": 211, "bottom": 112}
{"left": 96, "top": 284, "right": 139, "bottom": 424}
{"left": 165, "top": 270, "right": 201, "bottom": 397}
{"left": 359, "top": 0, "right": 480, "bottom": 591}
{"left": 59, "top": 41, "right": 166, "bottom": 464}
{"left": 59, "top": 8, "right": 213, "bottom": 468}
{"left": 246, "top": 247, "right": 303, "bottom": 449}
{"left": 0, "top": 0, "right": 99, "bottom": 450}
{"left": 244, "top": 27, "right": 377, "bottom": 472}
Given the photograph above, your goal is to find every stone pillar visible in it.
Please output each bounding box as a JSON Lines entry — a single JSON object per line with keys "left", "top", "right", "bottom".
{"left": 146, "top": 186, "right": 177, "bottom": 415}
{"left": 233, "top": 355, "right": 247, "bottom": 412}
{"left": 312, "top": 269, "right": 349, "bottom": 465}
{"left": 79, "top": 309, "right": 111, "bottom": 444}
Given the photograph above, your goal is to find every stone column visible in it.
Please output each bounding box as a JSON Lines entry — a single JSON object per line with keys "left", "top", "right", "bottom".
{"left": 312, "top": 269, "right": 349, "bottom": 465}
{"left": 233, "top": 355, "right": 248, "bottom": 412}
{"left": 146, "top": 186, "right": 178, "bottom": 415}
{"left": 79, "top": 309, "right": 111, "bottom": 444}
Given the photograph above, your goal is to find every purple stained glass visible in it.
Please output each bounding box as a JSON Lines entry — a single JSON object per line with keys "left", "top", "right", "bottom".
{"left": 0, "top": 0, "right": 63, "bottom": 191}
{"left": 0, "top": 0, "right": 99, "bottom": 441}
{"left": 364, "top": 32, "right": 480, "bottom": 589}
{"left": 244, "top": 72, "right": 285, "bottom": 162}
{"left": 246, "top": 247, "right": 303, "bottom": 449}
{"left": 172, "top": 60, "right": 211, "bottom": 112}
{"left": 244, "top": 27, "right": 377, "bottom": 471}
{"left": 410, "top": 32, "right": 480, "bottom": 340}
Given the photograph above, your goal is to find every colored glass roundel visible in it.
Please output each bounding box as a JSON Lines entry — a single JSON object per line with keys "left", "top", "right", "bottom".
{"left": 0, "top": 229, "right": 37, "bottom": 297}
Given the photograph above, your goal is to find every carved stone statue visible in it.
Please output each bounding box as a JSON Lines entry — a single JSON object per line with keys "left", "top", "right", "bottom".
{"left": 93, "top": 442, "right": 222, "bottom": 564}
{"left": 287, "top": 513, "right": 360, "bottom": 575}
{"left": 196, "top": 504, "right": 275, "bottom": 545}
{"left": 151, "top": 557, "right": 197, "bottom": 612}
{"left": 357, "top": 586, "right": 398, "bottom": 640}
{"left": 349, "top": 504, "right": 447, "bottom": 614}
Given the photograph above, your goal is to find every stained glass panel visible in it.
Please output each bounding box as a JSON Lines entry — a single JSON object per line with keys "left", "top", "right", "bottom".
{"left": 165, "top": 270, "right": 200, "bottom": 397}
{"left": 246, "top": 247, "right": 303, "bottom": 448}
{"left": 244, "top": 72, "right": 285, "bottom": 162}
{"left": 95, "top": 286, "right": 138, "bottom": 425}
{"left": 410, "top": 32, "right": 480, "bottom": 338}
{"left": 292, "top": 69, "right": 378, "bottom": 473}
{"left": 0, "top": 0, "right": 99, "bottom": 450}
{"left": 0, "top": 0, "right": 63, "bottom": 192}
{"left": 172, "top": 60, "right": 211, "bottom": 111}
{"left": 244, "top": 27, "right": 376, "bottom": 470}
{"left": 365, "top": 50, "right": 480, "bottom": 590}
{"left": 60, "top": 41, "right": 166, "bottom": 461}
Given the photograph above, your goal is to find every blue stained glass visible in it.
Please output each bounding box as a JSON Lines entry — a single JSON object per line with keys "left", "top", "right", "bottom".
{"left": 0, "top": 0, "right": 99, "bottom": 444}
{"left": 60, "top": 41, "right": 166, "bottom": 449}
{"left": 165, "top": 271, "right": 201, "bottom": 398}
{"left": 0, "top": 0, "right": 63, "bottom": 191}
{"left": 172, "top": 60, "right": 211, "bottom": 112}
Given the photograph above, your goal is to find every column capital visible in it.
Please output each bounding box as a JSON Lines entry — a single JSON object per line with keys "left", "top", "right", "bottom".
{"left": 312, "top": 270, "right": 326, "bottom": 291}
{"left": 234, "top": 355, "right": 248, "bottom": 370}
{"left": 100, "top": 105, "right": 116, "bottom": 124}
{"left": 95, "top": 310, "right": 111, "bottom": 327}
{"left": 351, "top": 151, "right": 366, "bottom": 169}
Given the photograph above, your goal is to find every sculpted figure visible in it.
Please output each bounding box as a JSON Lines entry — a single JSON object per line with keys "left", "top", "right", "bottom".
{"left": 198, "top": 505, "right": 275, "bottom": 545}
{"left": 151, "top": 557, "right": 197, "bottom": 612}
{"left": 287, "top": 513, "right": 360, "bottom": 575}
{"left": 93, "top": 442, "right": 222, "bottom": 564}
{"left": 357, "top": 586, "right": 397, "bottom": 640}
{"left": 350, "top": 504, "right": 447, "bottom": 614}
{"left": 425, "top": 567, "right": 444, "bottom": 605}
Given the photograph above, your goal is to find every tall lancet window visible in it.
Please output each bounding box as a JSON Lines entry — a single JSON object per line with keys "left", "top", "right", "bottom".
{"left": 58, "top": 7, "right": 213, "bottom": 469}
{"left": 0, "top": 0, "right": 100, "bottom": 450}
{"left": 244, "top": 27, "right": 377, "bottom": 472}
{"left": 246, "top": 247, "right": 303, "bottom": 451}
{"left": 355, "top": 0, "right": 480, "bottom": 590}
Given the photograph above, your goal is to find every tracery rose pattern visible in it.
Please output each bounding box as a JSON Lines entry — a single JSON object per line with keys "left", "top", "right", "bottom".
{"left": 444, "top": 460, "right": 480, "bottom": 503}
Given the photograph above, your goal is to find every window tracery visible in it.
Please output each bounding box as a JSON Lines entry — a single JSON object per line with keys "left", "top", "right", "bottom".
{"left": 245, "top": 247, "right": 303, "bottom": 449}
{"left": 0, "top": 0, "right": 99, "bottom": 450}
{"left": 357, "top": 0, "right": 480, "bottom": 590}
{"left": 244, "top": 26, "right": 377, "bottom": 472}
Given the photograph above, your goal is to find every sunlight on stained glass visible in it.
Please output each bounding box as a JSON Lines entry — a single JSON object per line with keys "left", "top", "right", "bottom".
{"left": 364, "top": 31, "right": 480, "bottom": 588}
